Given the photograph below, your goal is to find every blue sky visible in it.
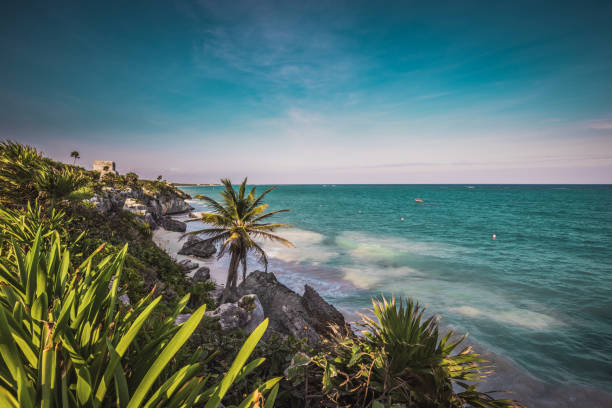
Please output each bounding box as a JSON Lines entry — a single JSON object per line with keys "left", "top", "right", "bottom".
{"left": 1, "top": 0, "right": 611, "bottom": 183}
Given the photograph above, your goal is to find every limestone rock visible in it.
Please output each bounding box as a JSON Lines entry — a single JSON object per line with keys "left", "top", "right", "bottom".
{"left": 301, "top": 285, "right": 346, "bottom": 336}
{"left": 119, "top": 293, "right": 130, "bottom": 306}
{"left": 178, "top": 235, "right": 216, "bottom": 258}
{"left": 192, "top": 266, "right": 211, "bottom": 282}
{"left": 123, "top": 198, "right": 147, "bottom": 216}
{"left": 205, "top": 295, "right": 265, "bottom": 333}
{"left": 178, "top": 259, "right": 199, "bottom": 271}
{"left": 238, "top": 271, "right": 321, "bottom": 344}
{"left": 160, "top": 217, "right": 186, "bottom": 232}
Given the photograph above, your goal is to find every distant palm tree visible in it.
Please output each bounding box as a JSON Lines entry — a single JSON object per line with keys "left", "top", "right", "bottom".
{"left": 70, "top": 150, "right": 80, "bottom": 165}
{"left": 185, "top": 178, "right": 294, "bottom": 300}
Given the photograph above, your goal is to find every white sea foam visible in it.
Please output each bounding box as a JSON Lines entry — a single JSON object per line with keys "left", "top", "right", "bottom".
{"left": 336, "top": 231, "right": 470, "bottom": 261}
{"left": 263, "top": 228, "right": 339, "bottom": 264}
{"left": 450, "top": 305, "right": 562, "bottom": 330}
{"left": 341, "top": 265, "right": 423, "bottom": 289}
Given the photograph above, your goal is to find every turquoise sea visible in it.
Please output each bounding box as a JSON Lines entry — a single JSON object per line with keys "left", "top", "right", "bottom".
{"left": 180, "top": 184, "right": 612, "bottom": 402}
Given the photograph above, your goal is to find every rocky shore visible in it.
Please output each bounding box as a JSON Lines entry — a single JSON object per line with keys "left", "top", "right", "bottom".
{"left": 152, "top": 220, "right": 348, "bottom": 344}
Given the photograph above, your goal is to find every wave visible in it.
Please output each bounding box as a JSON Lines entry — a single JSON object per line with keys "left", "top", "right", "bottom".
{"left": 336, "top": 230, "right": 472, "bottom": 261}
{"left": 262, "top": 228, "right": 339, "bottom": 264}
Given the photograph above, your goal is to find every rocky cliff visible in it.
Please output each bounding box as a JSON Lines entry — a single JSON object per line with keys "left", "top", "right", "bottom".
{"left": 87, "top": 184, "right": 193, "bottom": 228}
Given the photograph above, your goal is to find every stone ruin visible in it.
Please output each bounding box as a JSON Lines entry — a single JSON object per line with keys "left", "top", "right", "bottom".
{"left": 93, "top": 160, "right": 118, "bottom": 176}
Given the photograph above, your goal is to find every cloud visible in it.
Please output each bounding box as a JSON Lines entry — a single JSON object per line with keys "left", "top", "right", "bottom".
{"left": 190, "top": 1, "right": 368, "bottom": 95}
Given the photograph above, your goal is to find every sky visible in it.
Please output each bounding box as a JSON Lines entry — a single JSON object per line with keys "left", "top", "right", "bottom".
{"left": 1, "top": 0, "right": 612, "bottom": 183}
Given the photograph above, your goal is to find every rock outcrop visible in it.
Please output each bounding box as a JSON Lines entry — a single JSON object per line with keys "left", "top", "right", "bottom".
{"left": 205, "top": 294, "right": 265, "bottom": 333}
{"left": 192, "top": 267, "right": 211, "bottom": 282}
{"left": 123, "top": 198, "right": 147, "bottom": 216}
{"left": 178, "top": 235, "right": 216, "bottom": 258}
{"left": 144, "top": 189, "right": 193, "bottom": 216}
{"left": 237, "top": 271, "right": 346, "bottom": 345}
{"left": 178, "top": 259, "right": 199, "bottom": 271}
{"left": 159, "top": 217, "right": 186, "bottom": 232}
{"left": 87, "top": 183, "right": 193, "bottom": 228}
{"left": 301, "top": 285, "right": 346, "bottom": 337}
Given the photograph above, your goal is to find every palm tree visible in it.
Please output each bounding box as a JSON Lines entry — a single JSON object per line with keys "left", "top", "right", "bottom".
{"left": 185, "top": 178, "right": 294, "bottom": 300}
{"left": 70, "top": 150, "right": 80, "bottom": 164}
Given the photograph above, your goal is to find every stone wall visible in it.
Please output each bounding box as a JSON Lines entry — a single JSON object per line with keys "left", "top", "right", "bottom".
{"left": 93, "top": 160, "right": 118, "bottom": 176}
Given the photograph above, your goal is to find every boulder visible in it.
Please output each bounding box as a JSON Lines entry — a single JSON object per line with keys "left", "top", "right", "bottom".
{"left": 160, "top": 217, "right": 186, "bottom": 232}
{"left": 205, "top": 294, "right": 265, "bottom": 333}
{"left": 238, "top": 271, "right": 325, "bottom": 345}
{"left": 178, "top": 235, "right": 216, "bottom": 258}
{"left": 302, "top": 285, "right": 346, "bottom": 336}
{"left": 178, "top": 259, "right": 199, "bottom": 271}
{"left": 192, "top": 266, "right": 211, "bottom": 282}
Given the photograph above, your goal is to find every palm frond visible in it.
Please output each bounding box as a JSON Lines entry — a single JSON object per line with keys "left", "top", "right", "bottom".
{"left": 252, "top": 209, "right": 292, "bottom": 223}
{"left": 249, "top": 231, "right": 295, "bottom": 247}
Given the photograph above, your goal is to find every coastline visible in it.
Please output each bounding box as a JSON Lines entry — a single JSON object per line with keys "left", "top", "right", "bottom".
{"left": 154, "top": 213, "right": 612, "bottom": 408}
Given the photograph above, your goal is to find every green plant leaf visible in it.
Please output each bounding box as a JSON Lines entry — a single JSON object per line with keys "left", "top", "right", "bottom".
{"left": 126, "top": 303, "right": 207, "bottom": 408}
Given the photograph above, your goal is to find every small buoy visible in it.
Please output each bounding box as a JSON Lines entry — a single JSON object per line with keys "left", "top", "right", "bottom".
{"left": 400, "top": 217, "right": 405, "bottom": 221}
{"left": 492, "top": 234, "right": 496, "bottom": 240}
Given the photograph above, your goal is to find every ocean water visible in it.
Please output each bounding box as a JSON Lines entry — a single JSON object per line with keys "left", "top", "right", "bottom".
{"left": 180, "top": 184, "right": 612, "bottom": 397}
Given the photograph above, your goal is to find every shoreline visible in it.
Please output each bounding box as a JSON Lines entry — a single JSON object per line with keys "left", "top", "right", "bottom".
{"left": 153, "top": 217, "right": 612, "bottom": 408}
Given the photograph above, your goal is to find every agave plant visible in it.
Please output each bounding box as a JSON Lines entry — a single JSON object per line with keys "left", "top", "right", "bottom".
{"left": 34, "top": 167, "right": 89, "bottom": 208}
{"left": 0, "top": 215, "right": 280, "bottom": 406}
{"left": 186, "top": 178, "right": 294, "bottom": 300}
{"left": 0, "top": 141, "right": 44, "bottom": 206}
{"left": 290, "top": 296, "right": 523, "bottom": 408}
{"left": 0, "top": 201, "right": 75, "bottom": 251}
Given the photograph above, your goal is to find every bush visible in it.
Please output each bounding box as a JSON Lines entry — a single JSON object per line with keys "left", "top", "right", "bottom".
{"left": 0, "top": 141, "right": 44, "bottom": 205}
{"left": 288, "top": 296, "right": 523, "bottom": 408}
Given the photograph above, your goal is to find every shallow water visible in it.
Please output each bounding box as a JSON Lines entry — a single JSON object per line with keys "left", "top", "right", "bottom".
{"left": 181, "top": 184, "right": 612, "bottom": 400}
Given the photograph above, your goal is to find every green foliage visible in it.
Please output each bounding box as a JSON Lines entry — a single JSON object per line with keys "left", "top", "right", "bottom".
{"left": 0, "top": 141, "right": 44, "bottom": 206}
{"left": 64, "top": 206, "right": 187, "bottom": 303}
{"left": 0, "top": 203, "right": 279, "bottom": 407}
{"left": 125, "top": 172, "right": 139, "bottom": 186}
{"left": 0, "top": 202, "right": 73, "bottom": 250}
{"left": 35, "top": 167, "right": 89, "bottom": 206}
{"left": 187, "top": 178, "right": 294, "bottom": 297}
{"left": 289, "top": 296, "right": 523, "bottom": 408}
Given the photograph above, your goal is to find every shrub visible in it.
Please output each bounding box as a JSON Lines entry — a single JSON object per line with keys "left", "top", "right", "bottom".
{"left": 0, "top": 141, "right": 44, "bottom": 206}
{"left": 34, "top": 167, "right": 89, "bottom": 207}
{"left": 289, "top": 296, "right": 523, "bottom": 408}
{"left": 125, "top": 172, "right": 139, "bottom": 186}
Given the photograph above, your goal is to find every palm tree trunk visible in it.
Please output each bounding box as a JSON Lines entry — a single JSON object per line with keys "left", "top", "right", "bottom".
{"left": 223, "top": 250, "right": 240, "bottom": 303}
